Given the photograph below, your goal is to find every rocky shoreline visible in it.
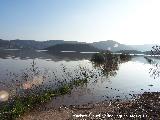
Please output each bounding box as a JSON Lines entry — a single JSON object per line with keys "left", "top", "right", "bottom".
{"left": 18, "top": 92, "right": 160, "bottom": 120}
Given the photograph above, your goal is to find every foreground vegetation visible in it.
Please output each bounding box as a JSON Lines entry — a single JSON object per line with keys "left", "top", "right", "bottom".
{"left": 11, "top": 48, "right": 160, "bottom": 120}
{"left": 0, "top": 78, "right": 88, "bottom": 120}
{"left": 0, "top": 60, "right": 93, "bottom": 120}
{"left": 1, "top": 52, "right": 126, "bottom": 120}
{"left": 17, "top": 92, "right": 160, "bottom": 119}
{"left": 0, "top": 52, "right": 132, "bottom": 120}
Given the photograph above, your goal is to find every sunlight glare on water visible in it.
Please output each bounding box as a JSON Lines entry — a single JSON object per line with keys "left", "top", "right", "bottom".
{"left": 22, "top": 75, "right": 44, "bottom": 90}
{"left": 0, "top": 90, "right": 9, "bottom": 102}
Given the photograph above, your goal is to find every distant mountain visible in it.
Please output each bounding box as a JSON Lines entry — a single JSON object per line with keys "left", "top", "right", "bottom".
{"left": 115, "top": 50, "right": 143, "bottom": 54}
{"left": 91, "top": 40, "right": 133, "bottom": 52}
{"left": 129, "top": 44, "right": 157, "bottom": 52}
{"left": 46, "top": 43, "right": 100, "bottom": 52}
{"left": 0, "top": 39, "right": 81, "bottom": 50}
{"left": 0, "top": 39, "right": 9, "bottom": 48}
{"left": 0, "top": 39, "right": 43, "bottom": 49}
{"left": 0, "top": 39, "right": 158, "bottom": 52}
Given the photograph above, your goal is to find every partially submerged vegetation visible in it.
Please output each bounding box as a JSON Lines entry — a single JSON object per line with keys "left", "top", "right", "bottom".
{"left": 91, "top": 53, "right": 106, "bottom": 63}
{"left": 144, "top": 56, "right": 153, "bottom": 64}
{"left": 91, "top": 52, "right": 131, "bottom": 77}
{"left": 0, "top": 78, "right": 88, "bottom": 120}
{"left": 2, "top": 48, "right": 160, "bottom": 120}
{"left": 0, "top": 52, "right": 132, "bottom": 120}
{"left": 119, "top": 53, "right": 132, "bottom": 62}
{"left": 0, "top": 60, "right": 92, "bottom": 120}
{"left": 148, "top": 45, "right": 160, "bottom": 79}
{"left": 91, "top": 51, "right": 131, "bottom": 64}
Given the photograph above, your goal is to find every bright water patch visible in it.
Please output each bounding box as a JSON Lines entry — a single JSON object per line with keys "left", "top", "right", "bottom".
{"left": 0, "top": 50, "right": 160, "bottom": 107}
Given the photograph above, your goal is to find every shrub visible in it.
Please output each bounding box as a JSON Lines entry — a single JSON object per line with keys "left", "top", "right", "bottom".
{"left": 91, "top": 53, "right": 105, "bottom": 63}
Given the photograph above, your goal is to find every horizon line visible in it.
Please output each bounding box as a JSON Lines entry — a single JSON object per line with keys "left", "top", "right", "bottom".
{"left": 0, "top": 39, "right": 159, "bottom": 45}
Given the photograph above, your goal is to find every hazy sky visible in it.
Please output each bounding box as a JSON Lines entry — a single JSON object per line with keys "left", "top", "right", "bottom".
{"left": 1, "top": 0, "right": 160, "bottom": 45}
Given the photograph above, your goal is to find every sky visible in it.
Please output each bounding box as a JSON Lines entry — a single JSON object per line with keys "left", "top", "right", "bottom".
{"left": 0, "top": 0, "right": 160, "bottom": 45}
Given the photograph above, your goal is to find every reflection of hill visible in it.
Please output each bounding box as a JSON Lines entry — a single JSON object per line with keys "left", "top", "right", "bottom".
{"left": 49, "top": 52, "right": 93, "bottom": 60}
{"left": 0, "top": 50, "right": 93, "bottom": 61}
{"left": 0, "top": 50, "right": 52, "bottom": 60}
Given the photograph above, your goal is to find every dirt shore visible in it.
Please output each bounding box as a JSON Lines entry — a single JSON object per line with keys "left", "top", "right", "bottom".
{"left": 18, "top": 92, "right": 160, "bottom": 120}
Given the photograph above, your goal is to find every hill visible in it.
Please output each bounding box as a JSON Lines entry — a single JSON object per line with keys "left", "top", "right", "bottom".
{"left": 46, "top": 43, "right": 100, "bottom": 52}
{"left": 0, "top": 39, "right": 10, "bottom": 48}
{"left": 129, "top": 44, "right": 157, "bottom": 52}
{"left": 0, "top": 39, "right": 80, "bottom": 50}
{"left": 91, "top": 40, "right": 133, "bottom": 51}
{"left": 0, "top": 39, "right": 158, "bottom": 52}
{"left": 115, "top": 50, "right": 143, "bottom": 54}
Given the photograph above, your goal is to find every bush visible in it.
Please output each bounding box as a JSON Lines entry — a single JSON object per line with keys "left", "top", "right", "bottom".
{"left": 119, "top": 53, "right": 131, "bottom": 61}
{"left": 91, "top": 53, "right": 105, "bottom": 63}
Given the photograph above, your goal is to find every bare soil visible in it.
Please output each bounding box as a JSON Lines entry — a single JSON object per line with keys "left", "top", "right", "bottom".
{"left": 18, "top": 92, "right": 160, "bottom": 120}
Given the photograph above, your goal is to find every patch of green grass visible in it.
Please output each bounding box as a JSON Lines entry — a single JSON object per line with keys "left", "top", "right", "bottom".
{"left": 73, "top": 78, "right": 87, "bottom": 86}
{"left": 57, "top": 84, "right": 72, "bottom": 95}
{"left": 0, "top": 78, "right": 88, "bottom": 120}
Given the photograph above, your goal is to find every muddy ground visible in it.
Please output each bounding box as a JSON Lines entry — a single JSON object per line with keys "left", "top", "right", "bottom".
{"left": 19, "top": 92, "right": 160, "bottom": 120}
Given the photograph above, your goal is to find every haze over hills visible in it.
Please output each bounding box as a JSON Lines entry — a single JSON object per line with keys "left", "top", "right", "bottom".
{"left": 91, "top": 40, "right": 133, "bottom": 52}
{"left": 128, "top": 44, "right": 157, "bottom": 52}
{"left": 91, "top": 40, "right": 158, "bottom": 52}
{"left": 0, "top": 39, "right": 157, "bottom": 52}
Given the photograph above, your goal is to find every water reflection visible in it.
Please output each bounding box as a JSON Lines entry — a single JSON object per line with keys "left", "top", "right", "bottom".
{"left": 0, "top": 59, "right": 102, "bottom": 100}
{"left": 149, "top": 61, "right": 160, "bottom": 79}
{"left": 1, "top": 49, "right": 160, "bottom": 114}
{"left": 92, "top": 58, "right": 119, "bottom": 77}
{"left": 148, "top": 46, "right": 160, "bottom": 79}
{"left": 91, "top": 53, "right": 131, "bottom": 77}
{"left": 0, "top": 49, "right": 92, "bottom": 61}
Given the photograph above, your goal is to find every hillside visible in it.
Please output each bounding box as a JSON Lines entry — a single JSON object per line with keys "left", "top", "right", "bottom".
{"left": 0, "top": 39, "right": 9, "bottom": 48}
{"left": 129, "top": 44, "right": 157, "bottom": 52}
{"left": 46, "top": 43, "right": 100, "bottom": 52}
{"left": 115, "top": 50, "right": 143, "bottom": 54}
{"left": 91, "top": 40, "right": 133, "bottom": 51}
{"left": 0, "top": 39, "right": 79, "bottom": 50}
{"left": 0, "top": 39, "right": 158, "bottom": 52}
{"left": 0, "top": 39, "right": 132, "bottom": 51}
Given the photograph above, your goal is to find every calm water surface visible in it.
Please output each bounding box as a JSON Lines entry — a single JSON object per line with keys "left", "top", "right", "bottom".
{"left": 0, "top": 49, "right": 160, "bottom": 107}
